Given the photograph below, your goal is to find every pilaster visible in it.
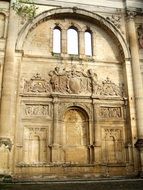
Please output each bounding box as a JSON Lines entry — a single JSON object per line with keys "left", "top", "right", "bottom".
{"left": 0, "top": 4, "right": 18, "bottom": 175}
{"left": 126, "top": 9, "right": 143, "bottom": 176}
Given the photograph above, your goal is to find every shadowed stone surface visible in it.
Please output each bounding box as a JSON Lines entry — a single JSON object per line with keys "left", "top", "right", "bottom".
{"left": 0, "top": 179, "right": 143, "bottom": 190}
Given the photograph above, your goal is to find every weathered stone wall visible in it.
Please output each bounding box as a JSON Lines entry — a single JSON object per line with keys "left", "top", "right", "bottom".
{"left": 0, "top": 0, "right": 143, "bottom": 180}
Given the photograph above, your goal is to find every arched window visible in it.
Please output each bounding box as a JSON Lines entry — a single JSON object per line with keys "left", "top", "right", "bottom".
{"left": 67, "top": 27, "right": 78, "bottom": 55}
{"left": 85, "top": 31, "right": 92, "bottom": 56}
{"left": 53, "top": 27, "right": 61, "bottom": 53}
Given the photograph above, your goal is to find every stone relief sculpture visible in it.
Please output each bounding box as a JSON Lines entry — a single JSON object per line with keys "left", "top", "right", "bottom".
{"left": 22, "top": 73, "right": 51, "bottom": 94}
{"left": 0, "top": 13, "right": 5, "bottom": 38}
{"left": 137, "top": 24, "right": 143, "bottom": 49}
{"left": 106, "top": 14, "right": 121, "bottom": 29}
{"left": 25, "top": 104, "right": 50, "bottom": 116}
{"left": 99, "top": 107, "right": 122, "bottom": 119}
{"left": 21, "top": 67, "right": 123, "bottom": 97}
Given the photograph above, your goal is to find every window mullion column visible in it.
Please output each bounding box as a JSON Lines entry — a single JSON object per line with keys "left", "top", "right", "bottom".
{"left": 61, "top": 29, "right": 67, "bottom": 56}
{"left": 79, "top": 30, "right": 85, "bottom": 58}
{"left": 92, "top": 31, "right": 96, "bottom": 58}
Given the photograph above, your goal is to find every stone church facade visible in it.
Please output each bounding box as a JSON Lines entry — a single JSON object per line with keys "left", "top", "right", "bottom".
{"left": 0, "top": 0, "right": 143, "bottom": 180}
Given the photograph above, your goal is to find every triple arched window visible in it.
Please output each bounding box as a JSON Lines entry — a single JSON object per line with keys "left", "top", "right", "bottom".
{"left": 52, "top": 26, "right": 93, "bottom": 56}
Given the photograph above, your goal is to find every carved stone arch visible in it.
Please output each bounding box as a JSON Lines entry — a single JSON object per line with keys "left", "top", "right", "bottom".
{"left": 82, "top": 25, "right": 93, "bottom": 33}
{"left": 62, "top": 106, "right": 90, "bottom": 163}
{"left": 63, "top": 106, "right": 89, "bottom": 121}
{"left": 66, "top": 22, "right": 82, "bottom": 32}
{"left": 50, "top": 22, "right": 64, "bottom": 30}
{"left": 59, "top": 103, "right": 91, "bottom": 121}
{"left": 15, "top": 7, "right": 130, "bottom": 59}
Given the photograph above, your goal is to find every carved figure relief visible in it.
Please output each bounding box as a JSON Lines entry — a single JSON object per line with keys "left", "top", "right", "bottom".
{"left": 99, "top": 107, "right": 122, "bottom": 119}
{"left": 102, "top": 128, "right": 124, "bottom": 163}
{"left": 0, "top": 13, "right": 5, "bottom": 38}
{"left": 137, "top": 24, "right": 143, "bottom": 49}
{"left": 23, "top": 127, "right": 48, "bottom": 163}
{"left": 25, "top": 104, "right": 50, "bottom": 117}
{"left": 22, "top": 73, "right": 51, "bottom": 94}
{"left": 21, "top": 67, "right": 123, "bottom": 97}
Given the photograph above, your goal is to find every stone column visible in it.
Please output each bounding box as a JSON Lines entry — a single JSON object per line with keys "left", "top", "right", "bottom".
{"left": 93, "top": 101, "right": 101, "bottom": 163}
{"left": 79, "top": 30, "right": 85, "bottom": 58}
{"left": 51, "top": 96, "right": 61, "bottom": 162}
{"left": 0, "top": 3, "right": 18, "bottom": 175}
{"left": 92, "top": 31, "right": 96, "bottom": 58}
{"left": 127, "top": 10, "right": 143, "bottom": 176}
{"left": 61, "top": 29, "right": 67, "bottom": 56}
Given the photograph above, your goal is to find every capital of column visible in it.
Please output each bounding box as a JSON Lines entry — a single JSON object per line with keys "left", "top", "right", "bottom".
{"left": 0, "top": 137, "right": 12, "bottom": 151}
{"left": 126, "top": 10, "right": 137, "bottom": 20}
{"left": 135, "top": 139, "right": 143, "bottom": 150}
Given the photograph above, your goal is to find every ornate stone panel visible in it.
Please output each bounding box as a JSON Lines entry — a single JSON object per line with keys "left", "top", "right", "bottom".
{"left": 99, "top": 107, "right": 123, "bottom": 119}
{"left": 23, "top": 127, "right": 49, "bottom": 164}
{"left": 101, "top": 128, "right": 124, "bottom": 164}
{"left": 24, "top": 104, "right": 50, "bottom": 117}
{"left": 21, "top": 73, "right": 51, "bottom": 95}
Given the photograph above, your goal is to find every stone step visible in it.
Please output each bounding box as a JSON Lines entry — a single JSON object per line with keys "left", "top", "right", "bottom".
{"left": 0, "top": 178, "right": 143, "bottom": 190}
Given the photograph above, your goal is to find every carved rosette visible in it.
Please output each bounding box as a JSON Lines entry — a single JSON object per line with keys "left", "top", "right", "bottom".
{"left": 20, "top": 67, "right": 124, "bottom": 98}
{"left": 0, "top": 137, "right": 12, "bottom": 151}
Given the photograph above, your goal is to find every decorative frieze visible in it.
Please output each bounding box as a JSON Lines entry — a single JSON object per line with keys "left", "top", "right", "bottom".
{"left": 99, "top": 107, "right": 122, "bottom": 119}
{"left": 20, "top": 67, "right": 124, "bottom": 98}
{"left": 24, "top": 104, "right": 50, "bottom": 117}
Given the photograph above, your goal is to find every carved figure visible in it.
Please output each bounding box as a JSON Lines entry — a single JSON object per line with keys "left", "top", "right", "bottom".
{"left": 137, "top": 25, "right": 143, "bottom": 49}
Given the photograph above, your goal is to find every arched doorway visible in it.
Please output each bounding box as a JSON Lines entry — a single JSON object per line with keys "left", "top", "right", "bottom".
{"left": 63, "top": 107, "right": 89, "bottom": 164}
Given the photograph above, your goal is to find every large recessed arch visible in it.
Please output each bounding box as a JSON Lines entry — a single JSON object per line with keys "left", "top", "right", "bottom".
{"left": 16, "top": 7, "right": 130, "bottom": 60}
